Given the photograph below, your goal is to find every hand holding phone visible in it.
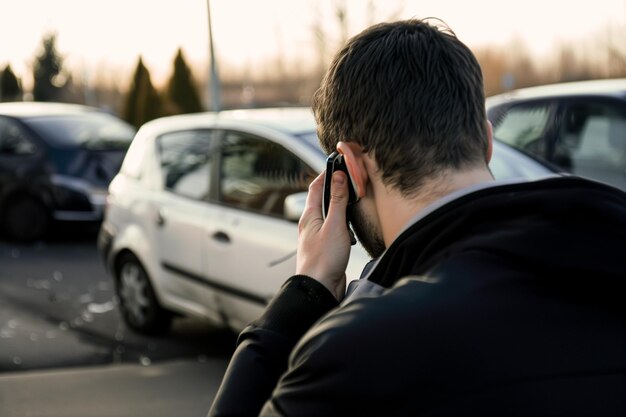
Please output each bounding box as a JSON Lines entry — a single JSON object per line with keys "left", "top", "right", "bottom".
{"left": 323, "top": 152, "right": 359, "bottom": 245}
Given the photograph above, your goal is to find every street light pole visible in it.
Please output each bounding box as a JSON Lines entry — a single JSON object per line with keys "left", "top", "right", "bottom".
{"left": 207, "top": 0, "right": 221, "bottom": 112}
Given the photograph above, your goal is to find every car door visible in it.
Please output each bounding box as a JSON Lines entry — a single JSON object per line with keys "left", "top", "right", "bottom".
{"left": 205, "top": 129, "right": 316, "bottom": 330}
{"left": 550, "top": 97, "right": 626, "bottom": 191}
{"left": 152, "top": 129, "right": 224, "bottom": 322}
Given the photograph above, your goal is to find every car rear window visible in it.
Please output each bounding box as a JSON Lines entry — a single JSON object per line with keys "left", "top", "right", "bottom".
{"left": 23, "top": 112, "right": 136, "bottom": 150}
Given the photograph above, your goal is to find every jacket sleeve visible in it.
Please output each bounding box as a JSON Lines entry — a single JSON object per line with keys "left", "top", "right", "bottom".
{"left": 208, "top": 275, "right": 339, "bottom": 417}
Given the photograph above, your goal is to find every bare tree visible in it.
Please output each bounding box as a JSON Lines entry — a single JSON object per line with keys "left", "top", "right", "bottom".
{"left": 474, "top": 47, "right": 509, "bottom": 96}
{"left": 311, "top": 1, "right": 329, "bottom": 79}
{"left": 557, "top": 43, "right": 596, "bottom": 82}
{"left": 334, "top": 0, "right": 349, "bottom": 46}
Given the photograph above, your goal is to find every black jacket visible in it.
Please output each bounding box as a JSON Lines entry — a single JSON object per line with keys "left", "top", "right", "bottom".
{"left": 209, "top": 177, "right": 626, "bottom": 417}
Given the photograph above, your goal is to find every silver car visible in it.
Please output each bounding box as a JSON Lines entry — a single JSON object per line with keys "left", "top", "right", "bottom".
{"left": 487, "top": 78, "right": 626, "bottom": 191}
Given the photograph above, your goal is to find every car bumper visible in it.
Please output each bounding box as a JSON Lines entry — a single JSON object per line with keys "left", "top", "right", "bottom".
{"left": 50, "top": 174, "right": 107, "bottom": 221}
{"left": 52, "top": 208, "right": 103, "bottom": 221}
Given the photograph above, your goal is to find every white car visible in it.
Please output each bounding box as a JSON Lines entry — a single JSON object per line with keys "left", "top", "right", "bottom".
{"left": 98, "top": 107, "right": 555, "bottom": 334}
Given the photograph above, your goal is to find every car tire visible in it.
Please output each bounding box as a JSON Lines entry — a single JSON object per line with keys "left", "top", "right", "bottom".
{"left": 115, "top": 253, "right": 173, "bottom": 335}
{"left": 2, "top": 196, "right": 50, "bottom": 242}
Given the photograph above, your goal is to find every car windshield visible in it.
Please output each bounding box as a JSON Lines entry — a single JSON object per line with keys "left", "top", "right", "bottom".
{"left": 24, "top": 112, "right": 136, "bottom": 150}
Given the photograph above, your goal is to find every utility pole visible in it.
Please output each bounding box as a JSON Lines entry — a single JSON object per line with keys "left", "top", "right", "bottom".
{"left": 207, "top": 0, "right": 221, "bottom": 112}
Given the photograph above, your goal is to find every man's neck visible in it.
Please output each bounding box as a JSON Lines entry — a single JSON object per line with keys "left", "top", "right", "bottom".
{"left": 377, "top": 168, "right": 494, "bottom": 246}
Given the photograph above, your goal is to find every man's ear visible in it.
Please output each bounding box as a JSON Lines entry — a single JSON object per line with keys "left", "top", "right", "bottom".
{"left": 336, "top": 141, "right": 368, "bottom": 198}
{"left": 486, "top": 120, "right": 494, "bottom": 164}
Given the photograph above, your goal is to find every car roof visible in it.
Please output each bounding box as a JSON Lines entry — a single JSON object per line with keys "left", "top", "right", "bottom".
{"left": 0, "top": 102, "right": 101, "bottom": 118}
{"left": 140, "top": 107, "right": 317, "bottom": 136}
{"left": 216, "top": 107, "right": 317, "bottom": 132}
{"left": 486, "top": 78, "right": 626, "bottom": 108}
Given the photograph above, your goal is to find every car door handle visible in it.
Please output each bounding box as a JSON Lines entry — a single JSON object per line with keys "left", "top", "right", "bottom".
{"left": 212, "top": 231, "right": 231, "bottom": 243}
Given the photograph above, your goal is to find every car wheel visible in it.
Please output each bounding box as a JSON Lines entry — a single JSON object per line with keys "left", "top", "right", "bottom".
{"left": 115, "top": 253, "right": 173, "bottom": 335}
{"left": 2, "top": 196, "right": 50, "bottom": 242}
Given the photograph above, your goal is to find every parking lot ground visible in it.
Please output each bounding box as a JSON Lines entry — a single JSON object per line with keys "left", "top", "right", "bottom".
{"left": 0, "top": 358, "right": 229, "bottom": 417}
{"left": 1, "top": 232, "right": 236, "bottom": 373}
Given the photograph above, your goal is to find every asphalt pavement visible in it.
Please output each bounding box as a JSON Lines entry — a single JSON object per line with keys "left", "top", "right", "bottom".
{"left": 0, "top": 359, "right": 228, "bottom": 417}
{"left": 0, "top": 225, "right": 236, "bottom": 416}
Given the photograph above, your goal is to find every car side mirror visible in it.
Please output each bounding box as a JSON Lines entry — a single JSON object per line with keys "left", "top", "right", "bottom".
{"left": 283, "top": 192, "right": 308, "bottom": 222}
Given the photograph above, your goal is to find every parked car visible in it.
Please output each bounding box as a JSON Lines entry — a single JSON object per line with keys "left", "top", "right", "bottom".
{"left": 487, "top": 78, "right": 626, "bottom": 191}
{"left": 0, "top": 102, "right": 135, "bottom": 241}
{"left": 98, "top": 107, "right": 557, "bottom": 335}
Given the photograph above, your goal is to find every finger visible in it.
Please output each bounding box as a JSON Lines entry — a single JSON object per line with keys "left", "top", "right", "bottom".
{"left": 305, "top": 171, "right": 325, "bottom": 211}
{"left": 325, "top": 170, "right": 349, "bottom": 228}
{"left": 299, "top": 172, "right": 325, "bottom": 229}
{"left": 306, "top": 172, "right": 326, "bottom": 207}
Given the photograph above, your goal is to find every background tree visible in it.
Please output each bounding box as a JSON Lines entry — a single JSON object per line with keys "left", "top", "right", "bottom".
{"left": 165, "top": 48, "right": 203, "bottom": 115}
{"left": 475, "top": 48, "right": 509, "bottom": 96}
{"left": 32, "top": 33, "right": 66, "bottom": 101}
{"left": 506, "top": 39, "right": 541, "bottom": 90}
{"left": 556, "top": 43, "right": 597, "bottom": 83}
{"left": 0, "top": 65, "right": 22, "bottom": 101}
{"left": 122, "top": 57, "right": 163, "bottom": 128}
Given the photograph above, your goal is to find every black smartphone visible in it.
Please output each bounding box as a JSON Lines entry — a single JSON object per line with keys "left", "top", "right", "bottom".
{"left": 323, "top": 152, "right": 359, "bottom": 244}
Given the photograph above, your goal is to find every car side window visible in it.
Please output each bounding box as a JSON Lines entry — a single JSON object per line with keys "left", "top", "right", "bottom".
{"left": 493, "top": 103, "right": 551, "bottom": 156}
{"left": 157, "top": 130, "right": 216, "bottom": 200}
{"left": 219, "top": 131, "right": 315, "bottom": 217}
{"left": 0, "top": 117, "right": 37, "bottom": 156}
{"left": 555, "top": 101, "right": 626, "bottom": 185}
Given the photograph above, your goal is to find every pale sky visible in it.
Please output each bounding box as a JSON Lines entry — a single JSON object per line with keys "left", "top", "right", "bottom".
{"left": 1, "top": 0, "right": 625, "bottom": 89}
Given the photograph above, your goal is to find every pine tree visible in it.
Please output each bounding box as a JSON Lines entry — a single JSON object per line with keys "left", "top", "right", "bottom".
{"left": 122, "top": 57, "right": 163, "bottom": 129}
{"left": 32, "top": 33, "right": 66, "bottom": 102}
{"left": 0, "top": 65, "right": 22, "bottom": 101}
{"left": 166, "top": 48, "right": 203, "bottom": 114}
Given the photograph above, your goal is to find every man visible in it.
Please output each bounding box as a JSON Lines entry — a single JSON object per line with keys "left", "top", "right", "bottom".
{"left": 209, "top": 19, "right": 626, "bottom": 417}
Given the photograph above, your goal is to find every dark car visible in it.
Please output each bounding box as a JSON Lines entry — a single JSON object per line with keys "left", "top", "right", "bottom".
{"left": 487, "top": 78, "right": 626, "bottom": 191}
{"left": 0, "top": 102, "right": 135, "bottom": 241}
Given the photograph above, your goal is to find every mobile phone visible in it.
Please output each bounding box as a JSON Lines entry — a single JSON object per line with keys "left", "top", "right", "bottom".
{"left": 323, "top": 152, "right": 359, "bottom": 245}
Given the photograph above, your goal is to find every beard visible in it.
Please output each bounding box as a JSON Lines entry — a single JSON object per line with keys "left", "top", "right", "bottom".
{"left": 348, "top": 202, "right": 386, "bottom": 259}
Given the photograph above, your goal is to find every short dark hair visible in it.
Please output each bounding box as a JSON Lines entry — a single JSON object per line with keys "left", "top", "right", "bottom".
{"left": 313, "top": 19, "right": 489, "bottom": 196}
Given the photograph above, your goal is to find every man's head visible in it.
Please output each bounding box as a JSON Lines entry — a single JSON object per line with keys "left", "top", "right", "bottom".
{"left": 313, "top": 19, "right": 490, "bottom": 197}
{"left": 313, "top": 19, "right": 492, "bottom": 258}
